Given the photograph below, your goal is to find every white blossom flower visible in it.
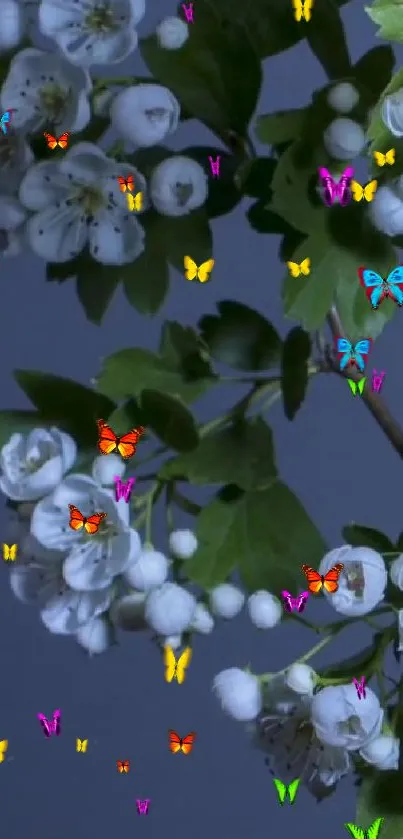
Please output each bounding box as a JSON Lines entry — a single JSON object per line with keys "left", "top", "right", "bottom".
{"left": 369, "top": 185, "right": 403, "bottom": 237}
{"left": 0, "top": 427, "right": 76, "bottom": 501}
{"left": 213, "top": 668, "right": 262, "bottom": 721}
{"left": 323, "top": 118, "right": 365, "bottom": 160}
{"left": 110, "top": 84, "right": 180, "bottom": 148}
{"left": 359, "top": 734, "right": 399, "bottom": 770}
{"left": 398, "top": 609, "right": 403, "bottom": 652}
{"left": 319, "top": 545, "right": 387, "bottom": 617}
{"left": 150, "top": 156, "right": 208, "bottom": 216}
{"left": 39, "top": 0, "right": 145, "bottom": 67}
{"left": 42, "top": 586, "right": 112, "bottom": 634}
{"left": 92, "top": 454, "right": 126, "bottom": 487}
{"left": 0, "top": 128, "right": 34, "bottom": 197}
{"left": 156, "top": 16, "right": 189, "bottom": 50}
{"left": 311, "top": 684, "right": 383, "bottom": 750}
{"left": 191, "top": 603, "right": 214, "bottom": 634}
{"left": 76, "top": 616, "right": 111, "bottom": 653}
{"left": 0, "top": 0, "right": 23, "bottom": 51}
{"left": 123, "top": 548, "right": 169, "bottom": 591}
{"left": 247, "top": 591, "right": 282, "bottom": 629}
{"left": 389, "top": 554, "right": 403, "bottom": 589}
{"left": 327, "top": 83, "right": 359, "bottom": 114}
{"left": 19, "top": 143, "right": 146, "bottom": 264}
{"left": 145, "top": 582, "right": 196, "bottom": 635}
{"left": 285, "top": 663, "right": 316, "bottom": 696}
{"left": 1, "top": 48, "right": 92, "bottom": 133}
{"left": 210, "top": 583, "right": 244, "bottom": 619}
{"left": 110, "top": 591, "right": 146, "bottom": 631}
{"left": 31, "top": 473, "right": 141, "bottom": 590}
{"left": 164, "top": 634, "right": 182, "bottom": 649}
{"left": 0, "top": 195, "right": 27, "bottom": 257}
{"left": 169, "top": 529, "right": 198, "bottom": 560}
{"left": 382, "top": 88, "right": 403, "bottom": 138}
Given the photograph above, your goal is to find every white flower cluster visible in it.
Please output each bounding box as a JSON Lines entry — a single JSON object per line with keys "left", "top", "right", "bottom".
{"left": 0, "top": 0, "right": 206, "bottom": 263}
{"left": 362, "top": 85, "right": 403, "bottom": 238}
{"left": 323, "top": 83, "right": 365, "bottom": 161}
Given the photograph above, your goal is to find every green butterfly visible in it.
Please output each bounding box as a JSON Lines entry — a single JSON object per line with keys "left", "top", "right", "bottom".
{"left": 272, "top": 778, "right": 300, "bottom": 805}
{"left": 344, "top": 817, "right": 384, "bottom": 839}
{"left": 347, "top": 377, "right": 366, "bottom": 396}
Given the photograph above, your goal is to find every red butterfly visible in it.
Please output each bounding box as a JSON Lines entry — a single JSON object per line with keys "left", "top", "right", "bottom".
{"left": 168, "top": 730, "right": 196, "bottom": 755}
{"left": 301, "top": 563, "right": 344, "bottom": 594}
{"left": 117, "top": 759, "right": 130, "bottom": 773}
{"left": 97, "top": 419, "right": 144, "bottom": 461}
{"left": 68, "top": 505, "right": 106, "bottom": 535}
{"left": 117, "top": 175, "right": 135, "bottom": 193}
{"left": 43, "top": 132, "right": 70, "bottom": 150}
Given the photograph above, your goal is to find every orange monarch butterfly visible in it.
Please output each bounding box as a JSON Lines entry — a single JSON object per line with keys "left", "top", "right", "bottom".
{"left": 43, "top": 132, "right": 70, "bottom": 150}
{"left": 117, "top": 175, "right": 135, "bottom": 192}
{"left": 97, "top": 419, "right": 145, "bottom": 461}
{"left": 68, "top": 505, "right": 106, "bottom": 534}
{"left": 168, "top": 730, "right": 196, "bottom": 755}
{"left": 301, "top": 563, "right": 344, "bottom": 594}
{"left": 117, "top": 759, "right": 130, "bottom": 773}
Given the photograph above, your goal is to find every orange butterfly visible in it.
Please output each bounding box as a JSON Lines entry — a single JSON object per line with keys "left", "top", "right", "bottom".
{"left": 97, "top": 419, "right": 145, "bottom": 461}
{"left": 68, "top": 505, "right": 106, "bottom": 534}
{"left": 43, "top": 132, "right": 70, "bottom": 150}
{"left": 168, "top": 730, "right": 196, "bottom": 755}
{"left": 117, "top": 175, "right": 135, "bottom": 193}
{"left": 301, "top": 563, "right": 344, "bottom": 594}
{"left": 117, "top": 760, "right": 130, "bottom": 773}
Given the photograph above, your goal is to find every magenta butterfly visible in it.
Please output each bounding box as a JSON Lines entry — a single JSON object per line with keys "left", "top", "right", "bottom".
{"left": 37, "top": 709, "right": 61, "bottom": 738}
{"left": 318, "top": 166, "right": 354, "bottom": 206}
{"left": 281, "top": 591, "right": 309, "bottom": 613}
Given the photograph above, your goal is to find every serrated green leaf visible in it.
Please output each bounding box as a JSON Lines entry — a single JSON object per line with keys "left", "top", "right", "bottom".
{"left": 342, "top": 524, "right": 394, "bottom": 553}
{"left": 281, "top": 328, "right": 311, "bottom": 421}
{"left": 122, "top": 214, "right": 169, "bottom": 315}
{"left": 160, "top": 417, "right": 277, "bottom": 489}
{"left": 270, "top": 143, "right": 326, "bottom": 236}
{"left": 159, "top": 322, "right": 216, "bottom": 381}
{"left": 140, "top": 390, "right": 199, "bottom": 453}
{"left": 199, "top": 301, "right": 281, "bottom": 371}
{"left": 256, "top": 108, "right": 309, "bottom": 146}
{"left": 46, "top": 250, "right": 120, "bottom": 325}
{"left": 365, "top": 0, "right": 403, "bottom": 43}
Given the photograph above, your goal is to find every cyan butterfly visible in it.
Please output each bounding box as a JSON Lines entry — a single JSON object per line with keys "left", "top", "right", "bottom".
{"left": 335, "top": 337, "right": 372, "bottom": 373}
{"left": 358, "top": 265, "right": 403, "bottom": 309}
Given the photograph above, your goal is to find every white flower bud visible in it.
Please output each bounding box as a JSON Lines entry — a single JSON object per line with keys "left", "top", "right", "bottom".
{"left": 323, "top": 118, "right": 365, "bottom": 160}
{"left": 191, "top": 603, "right": 214, "bottom": 634}
{"left": 247, "top": 591, "right": 282, "bottom": 629}
{"left": 110, "top": 84, "right": 180, "bottom": 148}
{"left": 164, "top": 634, "right": 182, "bottom": 649}
{"left": 110, "top": 592, "right": 147, "bottom": 631}
{"left": 382, "top": 88, "right": 403, "bottom": 138}
{"left": 285, "top": 663, "right": 316, "bottom": 696}
{"left": 145, "top": 582, "right": 196, "bottom": 635}
{"left": 311, "top": 684, "right": 383, "bottom": 750}
{"left": 390, "top": 554, "right": 403, "bottom": 590}
{"left": 150, "top": 156, "right": 208, "bottom": 217}
{"left": 169, "top": 529, "right": 198, "bottom": 559}
{"left": 156, "top": 16, "right": 189, "bottom": 50}
{"left": 213, "top": 668, "right": 262, "bottom": 721}
{"left": 210, "top": 583, "right": 244, "bottom": 619}
{"left": 369, "top": 186, "right": 403, "bottom": 237}
{"left": 319, "top": 546, "right": 387, "bottom": 617}
{"left": 0, "top": 0, "right": 23, "bottom": 51}
{"left": 123, "top": 549, "right": 169, "bottom": 591}
{"left": 92, "top": 453, "right": 125, "bottom": 486}
{"left": 76, "top": 617, "right": 111, "bottom": 654}
{"left": 327, "top": 83, "right": 359, "bottom": 114}
{"left": 359, "top": 734, "right": 399, "bottom": 770}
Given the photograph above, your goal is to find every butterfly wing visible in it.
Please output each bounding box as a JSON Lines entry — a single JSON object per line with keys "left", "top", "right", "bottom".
{"left": 318, "top": 167, "right": 336, "bottom": 206}
{"left": 68, "top": 504, "right": 85, "bottom": 531}
{"left": 197, "top": 258, "right": 215, "bottom": 283}
{"left": 180, "top": 732, "right": 196, "bottom": 755}
{"left": 43, "top": 132, "right": 57, "bottom": 150}
{"left": 281, "top": 590, "right": 294, "bottom": 612}
{"left": 126, "top": 192, "right": 135, "bottom": 211}
{"left": 9, "top": 544, "right": 17, "bottom": 561}
{"left": 296, "top": 592, "right": 309, "bottom": 613}
{"left": 358, "top": 267, "right": 385, "bottom": 309}
{"left": 292, "top": 0, "right": 303, "bottom": 21}
{"left": 357, "top": 377, "right": 366, "bottom": 395}
{"left": 176, "top": 646, "right": 192, "bottom": 684}
{"left": 37, "top": 714, "right": 52, "bottom": 738}
{"left": 353, "top": 339, "right": 372, "bottom": 373}
{"left": 3, "top": 544, "right": 9, "bottom": 560}
{"left": 386, "top": 149, "right": 395, "bottom": 165}
{"left": 117, "top": 176, "right": 127, "bottom": 192}
{"left": 273, "top": 778, "right": 287, "bottom": 804}
{"left": 337, "top": 166, "right": 354, "bottom": 205}
{"left": 127, "top": 174, "right": 135, "bottom": 192}
{"left": 300, "top": 258, "right": 310, "bottom": 276}
{"left": 164, "top": 645, "right": 177, "bottom": 683}
{"left": 133, "top": 192, "right": 143, "bottom": 211}
{"left": 287, "top": 261, "right": 301, "bottom": 278}
{"left": 84, "top": 512, "right": 106, "bottom": 534}
{"left": 82, "top": 739, "right": 88, "bottom": 752}
{"left": 287, "top": 778, "right": 301, "bottom": 803}
{"left": 52, "top": 709, "right": 61, "bottom": 736}
{"left": 367, "top": 818, "right": 384, "bottom": 839}
{"left": 302, "top": 0, "right": 313, "bottom": 20}
{"left": 0, "top": 740, "right": 8, "bottom": 763}
{"left": 117, "top": 760, "right": 124, "bottom": 772}
{"left": 344, "top": 825, "right": 365, "bottom": 839}
{"left": 57, "top": 132, "right": 70, "bottom": 149}
{"left": 301, "top": 565, "right": 323, "bottom": 594}
{"left": 97, "top": 419, "right": 118, "bottom": 455}
{"left": 363, "top": 180, "right": 377, "bottom": 202}
{"left": 323, "top": 563, "right": 344, "bottom": 593}
{"left": 335, "top": 337, "right": 353, "bottom": 371}
{"left": 117, "top": 426, "right": 144, "bottom": 460}
{"left": 168, "top": 730, "right": 183, "bottom": 754}
{"left": 385, "top": 266, "right": 403, "bottom": 305}
{"left": 351, "top": 180, "right": 364, "bottom": 202}
{"left": 184, "top": 255, "right": 198, "bottom": 281}
{"left": 76, "top": 738, "right": 82, "bottom": 752}
{"left": 373, "top": 151, "right": 385, "bottom": 167}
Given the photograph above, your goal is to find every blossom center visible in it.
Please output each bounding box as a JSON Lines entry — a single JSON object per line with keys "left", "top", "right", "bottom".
{"left": 145, "top": 107, "right": 167, "bottom": 123}
{"left": 173, "top": 182, "right": 193, "bottom": 207}
{"left": 85, "top": 3, "right": 119, "bottom": 33}
{"left": 73, "top": 184, "right": 106, "bottom": 215}
{"left": 39, "top": 83, "right": 69, "bottom": 121}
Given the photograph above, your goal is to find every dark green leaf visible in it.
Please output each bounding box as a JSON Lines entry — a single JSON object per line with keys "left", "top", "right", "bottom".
{"left": 270, "top": 142, "right": 326, "bottom": 235}
{"left": 159, "top": 322, "right": 216, "bottom": 381}
{"left": 357, "top": 706, "right": 403, "bottom": 823}
{"left": 0, "top": 411, "right": 45, "bottom": 447}
{"left": 352, "top": 46, "right": 395, "bottom": 107}
{"left": 140, "top": 390, "right": 199, "bottom": 452}
{"left": 396, "top": 531, "right": 403, "bottom": 551}
{"left": 122, "top": 214, "right": 169, "bottom": 315}
{"left": 46, "top": 250, "right": 120, "bottom": 325}
{"left": 247, "top": 202, "right": 295, "bottom": 235}
{"left": 181, "top": 146, "right": 241, "bottom": 218}
{"left": 365, "top": 0, "right": 403, "bottom": 43}
{"left": 141, "top": 0, "right": 262, "bottom": 139}
{"left": 235, "top": 157, "right": 276, "bottom": 198}
{"left": 154, "top": 209, "right": 213, "bottom": 270}
{"left": 256, "top": 108, "right": 309, "bottom": 146}
{"left": 342, "top": 524, "right": 395, "bottom": 553}
{"left": 304, "top": 0, "right": 351, "bottom": 80}
{"left": 320, "top": 637, "right": 381, "bottom": 681}
{"left": 281, "top": 327, "right": 311, "bottom": 421}
{"left": 106, "top": 400, "right": 147, "bottom": 434}
{"left": 186, "top": 481, "right": 327, "bottom": 593}
{"left": 14, "top": 370, "right": 116, "bottom": 445}
{"left": 160, "top": 417, "right": 277, "bottom": 490}
{"left": 199, "top": 300, "right": 281, "bottom": 371}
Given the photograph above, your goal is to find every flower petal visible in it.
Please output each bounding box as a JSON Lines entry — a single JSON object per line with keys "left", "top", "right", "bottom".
{"left": 40, "top": 587, "right": 112, "bottom": 634}
{"left": 59, "top": 142, "right": 115, "bottom": 182}
{"left": 89, "top": 208, "right": 145, "bottom": 264}
{"left": 19, "top": 160, "right": 71, "bottom": 210}
{"left": 26, "top": 205, "right": 87, "bottom": 262}
{"left": 63, "top": 542, "right": 114, "bottom": 591}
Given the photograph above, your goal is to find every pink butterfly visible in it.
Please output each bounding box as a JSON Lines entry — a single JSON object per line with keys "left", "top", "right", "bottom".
{"left": 352, "top": 676, "right": 366, "bottom": 700}
{"left": 37, "top": 709, "right": 61, "bottom": 738}
{"left": 281, "top": 591, "right": 309, "bottom": 613}
{"left": 318, "top": 166, "right": 354, "bottom": 206}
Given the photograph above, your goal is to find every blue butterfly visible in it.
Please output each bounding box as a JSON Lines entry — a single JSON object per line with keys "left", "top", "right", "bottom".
{"left": 358, "top": 265, "right": 403, "bottom": 309}
{"left": 0, "top": 111, "right": 11, "bottom": 135}
{"left": 335, "top": 338, "right": 372, "bottom": 372}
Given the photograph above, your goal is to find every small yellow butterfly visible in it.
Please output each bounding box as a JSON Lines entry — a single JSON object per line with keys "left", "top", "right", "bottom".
{"left": 0, "top": 740, "right": 8, "bottom": 763}
{"left": 292, "top": 0, "right": 313, "bottom": 21}
{"left": 373, "top": 149, "right": 395, "bottom": 167}
{"left": 287, "top": 258, "right": 311, "bottom": 277}
{"left": 76, "top": 738, "right": 88, "bottom": 753}
{"left": 126, "top": 192, "right": 143, "bottom": 212}
{"left": 3, "top": 544, "right": 17, "bottom": 562}
{"left": 351, "top": 179, "right": 378, "bottom": 203}
{"left": 164, "top": 645, "right": 192, "bottom": 684}
{"left": 184, "top": 256, "right": 215, "bottom": 283}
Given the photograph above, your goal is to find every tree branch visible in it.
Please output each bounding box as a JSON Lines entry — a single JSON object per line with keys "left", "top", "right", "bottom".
{"left": 326, "top": 306, "right": 403, "bottom": 459}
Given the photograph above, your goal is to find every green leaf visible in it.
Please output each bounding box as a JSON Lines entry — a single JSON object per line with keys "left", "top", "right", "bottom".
{"left": 270, "top": 143, "right": 326, "bottom": 236}
{"left": 281, "top": 328, "right": 311, "bottom": 421}
{"left": 186, "top": 482, "right": 327, "bottom": 593}
{"left": 0, "top": 410, "right": 45, "bottom": 447}
{"left": 46, "top": 251, "right": 119, "bottom": 325}
{"left": 14, "top": 370, "right": 116, "bottom": 445}
{"left": 304, "top": 0, "right": 351, "bottom": 80}
{"left": 367, "top": 68, "right": 403, "bottom": 175}
{"left": 357, "top": 704, "right": 403, "bottom": 821}
{"left": 181, "top": 146, "right": 241, "bottom": 218}
{"left": 140, "top": 390, "right": 199, "bottom": 453}
{"left": 159, "top": 322, "right": 216, "bottom": 382}
{"left": 235, "top": 157, "right": 277, "bottom": 198}
{"left": 160, "top": 417, "right": 277, "bottom": 490}
{"left": 365, "top": 0, "right": 403, "bottom": 43}
{"left": 122, "top": 214, "right": 169, "bottom": 315}
{"left": 140, "top": 0, "right": 262, "bottom": 140}
{"left": 320, "top": 638, "right": 381, "bottom": 681}
{"left": 247, "top": 202, "right": 297, "bottom": 235}
{"left": 154, "top": 209, "right": 213, "bottom": 270}
{"left": 352, "top": 46, "right": 395, "bottom": 108}
{"left": 342, "top": 524, "right": 394, "bottom": 553}
{"left": 255, "top": 108, "right": 309, "bottom": 146}
{"left": 199, "top": 301, "right": 281, "bottom": 371}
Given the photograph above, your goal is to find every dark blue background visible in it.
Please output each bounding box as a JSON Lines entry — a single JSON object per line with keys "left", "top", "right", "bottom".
{"left": 1, "top": 1, "right": 401, "bottom": 835}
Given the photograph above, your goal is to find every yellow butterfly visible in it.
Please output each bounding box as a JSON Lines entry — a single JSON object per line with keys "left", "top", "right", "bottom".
{"left": 3, "top": 544, "right": 17, "bottom": 561}
{"left": 164, "top": 645, "right": 192, "bottom": 684}
{"left": 76, "top": 738, "right": 88, "bottom": 753}
{"left": 351, "top": 179, "right": 378, "bottom": 203}
{"left": 373, "top": 148, "right": 395, "bottom": 167}
{"left": 287, "top": 258, "right": 310, "bottom": 277}
{"left": 126, "top": 192, "right": 143, "bottom": 212}
{"left": 292, "top": 0, "right": 313, "bottom": 21}
{"left": 184, "top": 256, "right": 215, "bottom": 283}
{"left": 0, "top": 740, "right": 8, "bottom": 763}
